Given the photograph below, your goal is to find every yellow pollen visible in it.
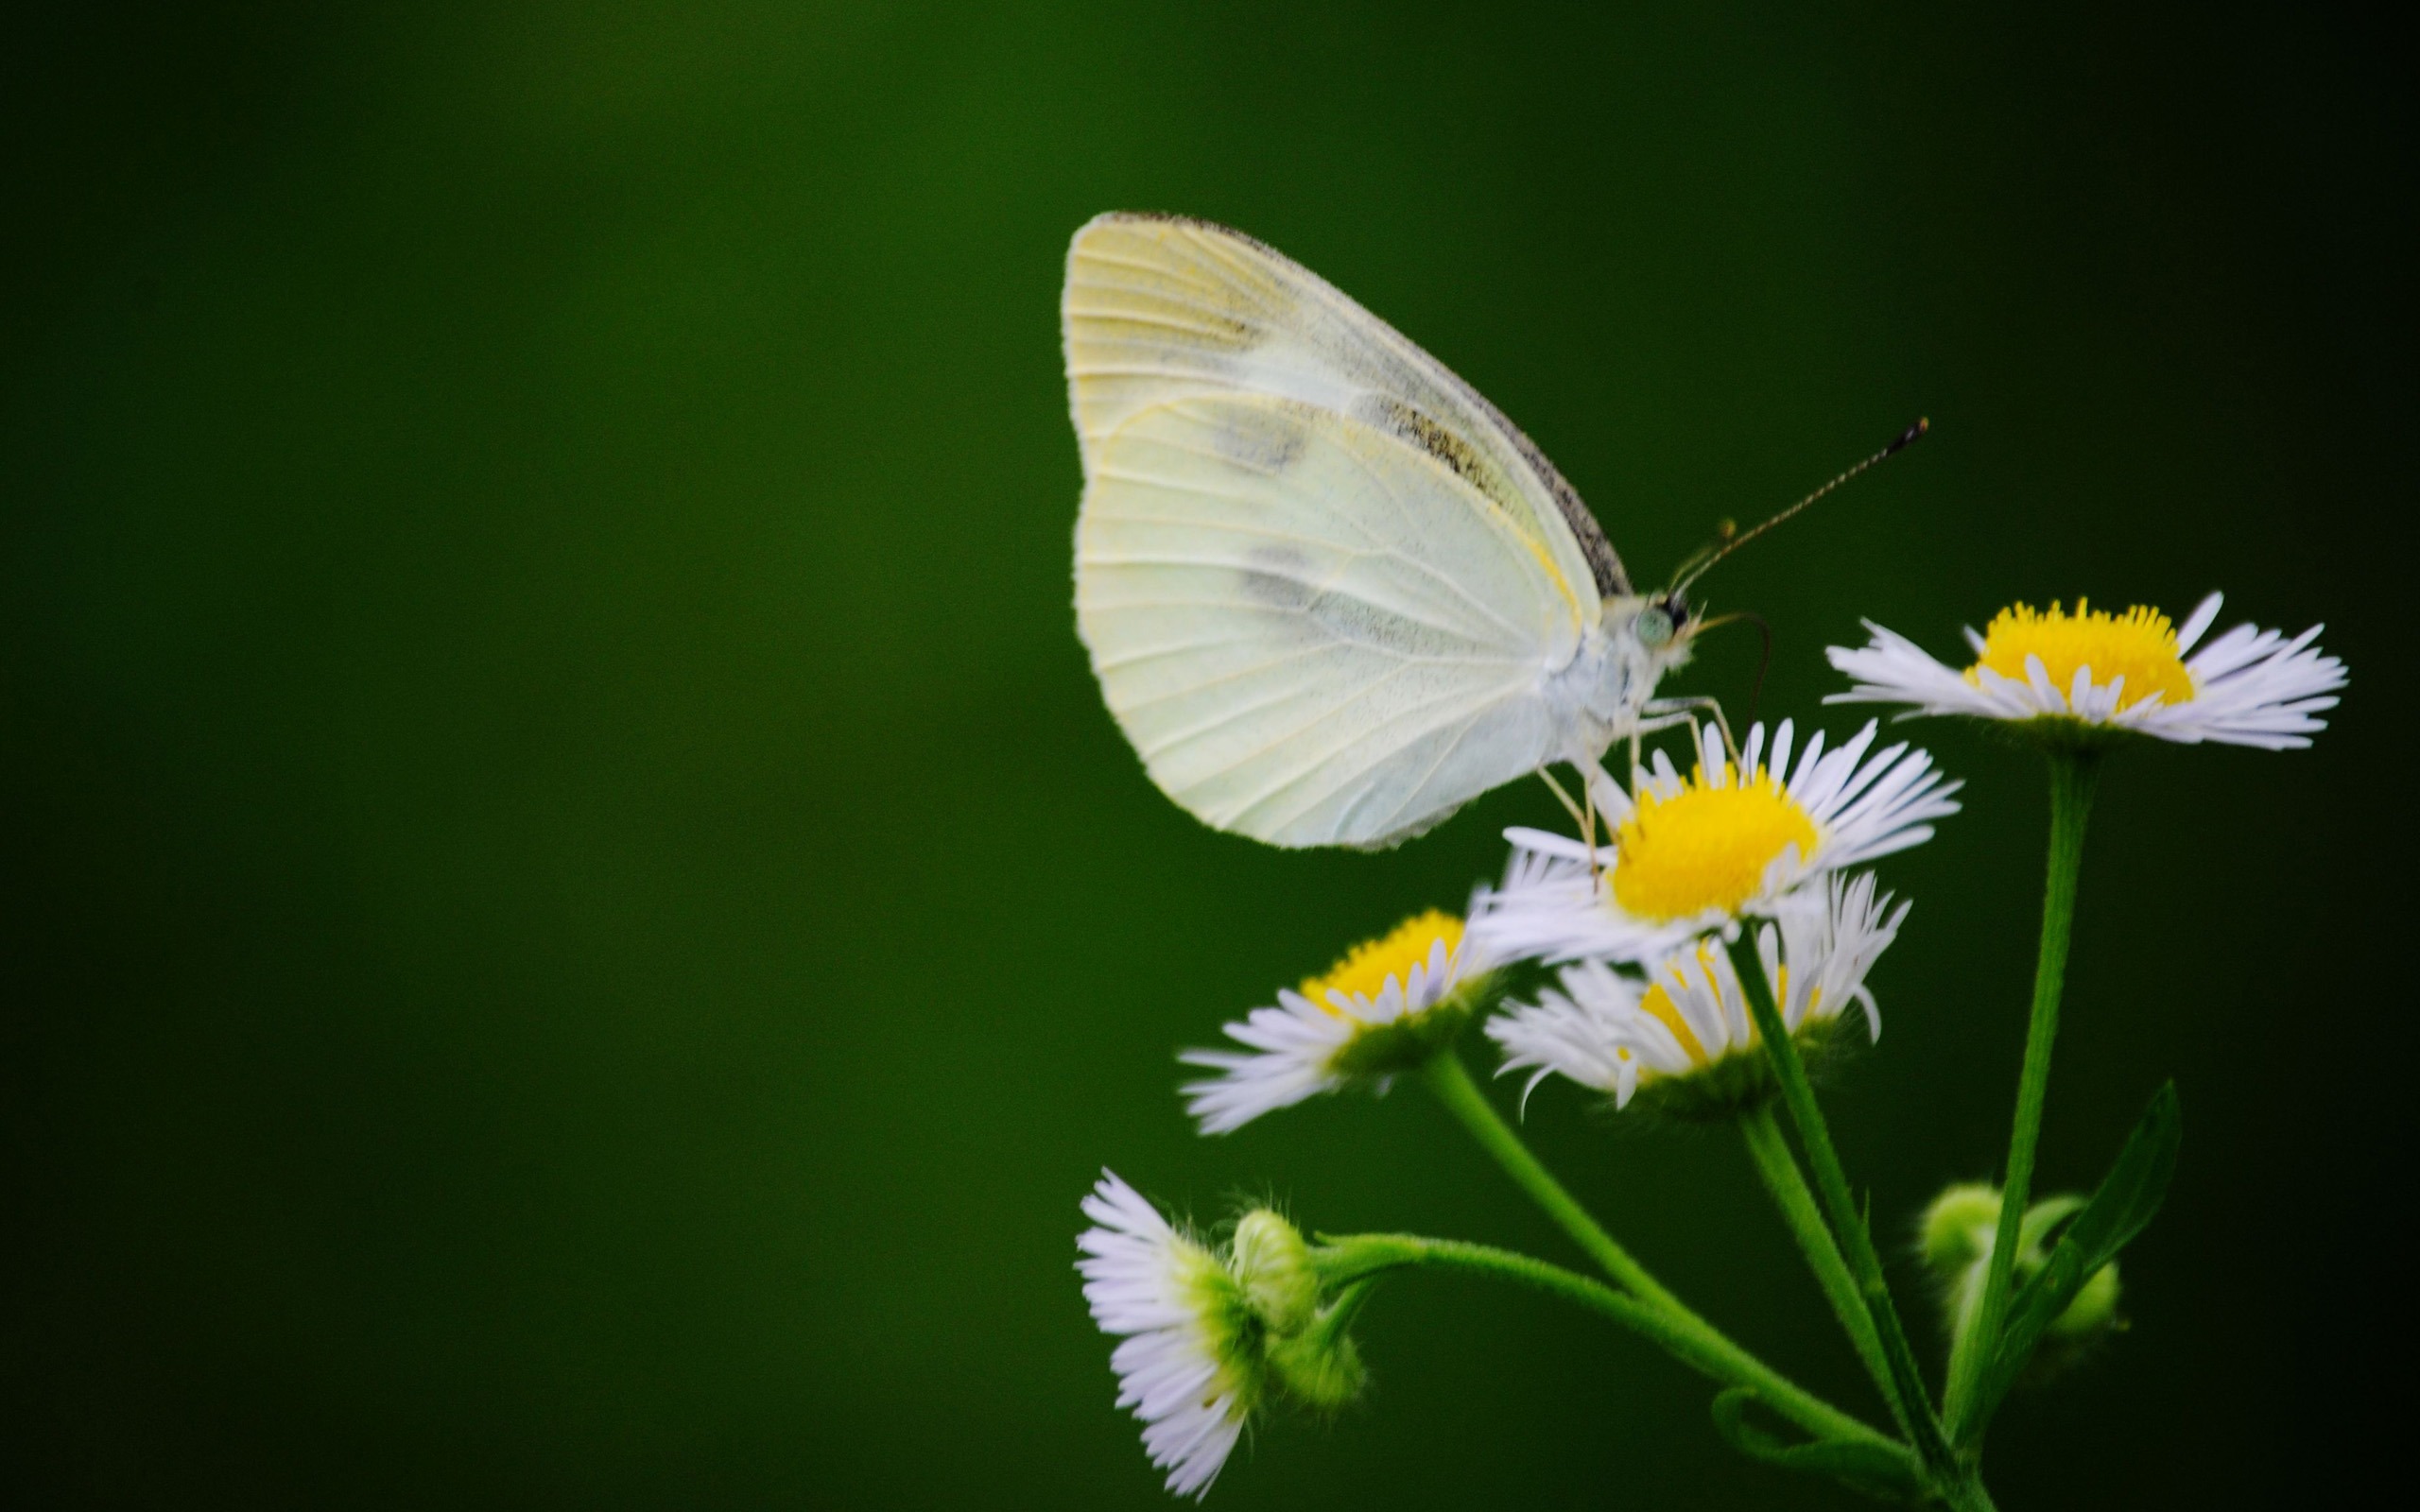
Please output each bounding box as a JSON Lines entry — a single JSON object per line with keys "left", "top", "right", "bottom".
{"left": 1966, "top": 599, "right": 2195, "bottom": 710}
{"left": 1301, "top": 909, "right": 1463, "bottom": 1014}
{"left": 1611, "top": 766, "right": 1818, "bottom": 922}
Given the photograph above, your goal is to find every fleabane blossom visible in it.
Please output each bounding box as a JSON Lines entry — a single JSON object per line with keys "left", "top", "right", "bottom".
{"left": 1078, "top": 1172, "right": 1259, "bottom": 1498}
{"left": 1182, "top": 909, "right": 1495, "bottom": 1134}
{"left": 1487, "top": 872, "right": 1908, "bottom": 1118}
{"left": 1470, "top": 720, "right": 1955, "bottom": 966}
{"left": 1826, "top": 593, "right": 2344, "bottom": 748}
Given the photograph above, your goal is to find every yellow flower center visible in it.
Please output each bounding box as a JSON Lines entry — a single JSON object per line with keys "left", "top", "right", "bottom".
{"left": 1964, "top": 599, "right": 2195, "bottom": 711}
{"left": 1301, "top": 909, "right": 1462, "bottom": 1013}
{"left": 1610, "top": 767, "right": 1818, "bottom": 922}
{"left": 1635, "top": 954, "right": 1808, "bottom": 1078}
{"left": 1638, "top": 983, "right": 1711, "bottom": 1065}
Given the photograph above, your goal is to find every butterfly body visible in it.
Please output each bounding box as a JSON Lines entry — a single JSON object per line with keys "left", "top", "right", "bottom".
{"left": 1548, "top": 601, "right": 1696, "bottom": 762}
{"left": 1064, "top": 214, "right": 1700, "bottom": 850}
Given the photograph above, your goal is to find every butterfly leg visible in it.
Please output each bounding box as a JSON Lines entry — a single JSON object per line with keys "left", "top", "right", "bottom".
{"left": 1535, "top": 766, "right": 1589, "bottom": 833}
{"left": 1644, "top": 696, "right": 1737, "bottom": 767}
{"left": 1538, "top": 765, "right": 1612, "bottom": 892}
{"left": 1627, "top": 709, "right": 1707, "bottom": 747}
{"left": 1582, "top": 765, "right": 1600, "bottom": 885}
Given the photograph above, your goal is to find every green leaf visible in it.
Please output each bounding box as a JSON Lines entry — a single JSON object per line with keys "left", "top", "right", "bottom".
{"left": 1968, "top": 1081, "right": 2181, "bottom": 1433}
{"left": 1710, "top": 1388, "right": 1926, "bottom": 1502}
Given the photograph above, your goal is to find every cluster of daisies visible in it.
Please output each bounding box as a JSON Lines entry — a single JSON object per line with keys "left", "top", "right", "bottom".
{"left": 1081, "top": 593, "right": 2342, "bottom": 1498}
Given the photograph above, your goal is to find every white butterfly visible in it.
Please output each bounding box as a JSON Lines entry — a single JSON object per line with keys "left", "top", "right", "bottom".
{"left": 1065, "top": 214, "right": 1884, "bottom": 850}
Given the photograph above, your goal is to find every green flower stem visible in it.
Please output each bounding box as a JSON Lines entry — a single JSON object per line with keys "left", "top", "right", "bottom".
{"left": 1722, "top": 933, "right": 1957, "bottom": 1483}
{"left": 1314, "top": 1232, "right": 1905, "bottom": 1463}
{"left": 1419, "top": 1050, "right": 1680, "bottom": 1314}
{"left": 1418, "top": 1051, "right": 1927, "bottom": 1485}
{"left": 1737, "top": 1102, "right": 1907, "bottom": 1441}
{"left": 1944, "top": 746, "right": 2102, "bottom": 1443}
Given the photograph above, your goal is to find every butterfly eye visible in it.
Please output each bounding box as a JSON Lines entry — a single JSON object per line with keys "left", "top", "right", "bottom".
{"left": 1635, "top": 606, "right": 1675, "bottom": 648}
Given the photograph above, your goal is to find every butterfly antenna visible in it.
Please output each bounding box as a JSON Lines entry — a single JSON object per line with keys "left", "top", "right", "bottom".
{"left": 1665, "top": 524, "right": 1734, "bottom": 590}
{"left": 1673, "top": 417, "right": 1928, "bottom": 595}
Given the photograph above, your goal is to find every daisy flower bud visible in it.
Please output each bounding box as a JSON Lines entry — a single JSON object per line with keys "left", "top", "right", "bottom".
{"left": 1826, "top": 593, "right": 2344, "bottom": 749}
{"left": 1917, "top": 1182, "right": 2125, "bottom": 1382}
{"left": 1919, "top": 1183, "right": 2003, "bottom": 1275}
{"left": 1470, "top": 721, "right": 1952, "bottom": 967}
{"left": 1225, "top": 1206, "right": 1369, "bottom": 1408}
{"left": 2047, "top": 1261, "right": 2124, "bottom": 1346}
{"left": 1265, "top": 1314, "right": 1368, "bottom": 1413}
{"left": 1486, "top": 872, "right": 1909, "bottom": 1120}
{"left": 1229, "top": 1208, "right": 1316, "bottom": 1335}
{"left": 1181, "top": 909, "right": 1498, "bottom": 1134}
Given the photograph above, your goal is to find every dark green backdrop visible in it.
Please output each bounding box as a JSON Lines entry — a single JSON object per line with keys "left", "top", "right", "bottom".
{"left": 5, "top": 4, "right": 2410, "bottom": 1506}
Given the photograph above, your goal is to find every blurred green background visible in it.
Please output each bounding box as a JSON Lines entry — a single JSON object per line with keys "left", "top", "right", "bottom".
{"left": 4, "top": 3, "right": 2409, "bottom": 1506}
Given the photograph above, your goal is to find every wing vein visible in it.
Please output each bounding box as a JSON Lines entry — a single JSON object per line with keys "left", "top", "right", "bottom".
{"left": 1226, "top": 679, "right": 1525, "bottom": 831}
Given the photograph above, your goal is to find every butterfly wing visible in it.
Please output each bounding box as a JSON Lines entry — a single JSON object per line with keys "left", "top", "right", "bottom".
{"left": 1064, "top": 213, "right": 1630, "bottom": 603}
{"left": 1078, "top": 393, "right": 1578, "bottom": 848}
{"left": 1066, "top": 215, "right": 1621, "bottom": 849}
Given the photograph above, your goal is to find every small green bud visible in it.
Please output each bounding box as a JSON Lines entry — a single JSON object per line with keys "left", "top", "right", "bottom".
{"left": 2018, "top": 1257, "right": 2124, "bottom": 1386}
{"left": 1919, "top": 1183, "right": 2003, "bottom": 1276}
{"left": 1267, "top": 1318, "right": 1367, "bottom": 1411}
{"left": 1913, "top": 1183, "right": 2128, "bottom": 1384}
{"left": 2047, "top": 1260, "right": 2122, "bottom": 1343}
{"left": 1226, "top": 1212, "right": 1372, "bottom": 1414}
{"left": 1230, "top": 1209, "right": 1316, "bottom": 1335}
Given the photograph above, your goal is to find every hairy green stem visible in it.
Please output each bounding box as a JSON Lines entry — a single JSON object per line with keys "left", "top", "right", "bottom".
{"left": 1315, "top": 1232, "right": 1904, "bottom": 1462}
{"left": 1944, "top": 747, "right": 2101, "bottom": 1442}
{"left": 1737, "top": 1103, "right": 1908, "bottom": 1440}
{"left": 1722, "top": 933, "right": 1957, "bottom": 1483}
{"left": 1420, "top": 1051, "right": 1681, "bottom": 1314}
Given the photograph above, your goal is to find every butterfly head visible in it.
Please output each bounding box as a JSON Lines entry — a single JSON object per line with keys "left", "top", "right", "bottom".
{"left": 1632, "top": 590, "right": 1695, "bottom": 653}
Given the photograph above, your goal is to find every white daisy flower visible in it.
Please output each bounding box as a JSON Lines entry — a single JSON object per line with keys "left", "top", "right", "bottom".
{"left": 1825, "top": 593, "right": 2345, "bottom": 749}
{"left": 1488, "top": 872, "right": 1909, "bottom": 1117}
{"left": 1078, "top": 1171, "right": 1257, "bottom": 1499}
{"left": 1470, "top": 720, "right": 1955, "bottom": 966}
{"left": 1182, "top": 910, "right": 1495, "bottom": 1135}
